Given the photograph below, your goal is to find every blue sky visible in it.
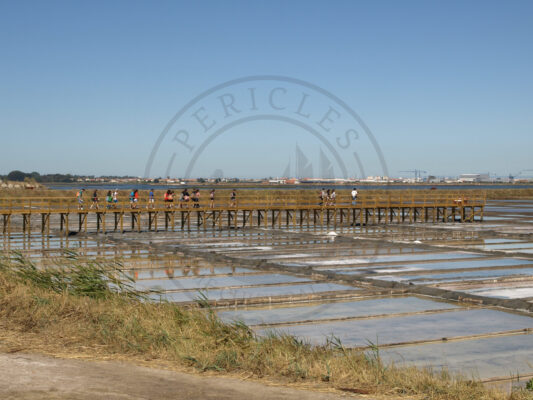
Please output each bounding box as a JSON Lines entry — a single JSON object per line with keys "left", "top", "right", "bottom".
{"left": 1, "top": 0, "right": 532, "bottom": 178}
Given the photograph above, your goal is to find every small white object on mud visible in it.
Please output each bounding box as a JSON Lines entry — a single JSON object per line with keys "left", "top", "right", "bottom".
{"left": 327, "top": 231, "right": 338, "bottom": 236}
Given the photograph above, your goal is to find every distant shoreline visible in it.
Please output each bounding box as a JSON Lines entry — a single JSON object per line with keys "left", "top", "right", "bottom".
{"left": 43, "top": 182, "right": 533, "bottom": 191}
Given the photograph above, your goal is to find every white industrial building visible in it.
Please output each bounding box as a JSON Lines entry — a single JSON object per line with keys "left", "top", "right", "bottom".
{"left": 458, "top": 173, "right": 490, "bottom": 183}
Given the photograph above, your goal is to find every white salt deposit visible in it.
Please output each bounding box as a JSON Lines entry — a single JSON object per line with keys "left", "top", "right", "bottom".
{"left": 469, "top": 287, "right": 533, "bottom": 299}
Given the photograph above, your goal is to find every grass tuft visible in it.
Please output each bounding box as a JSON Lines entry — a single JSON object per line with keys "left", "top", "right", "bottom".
{"left": 0, "top": 252, "right": 532, "bottom": 399}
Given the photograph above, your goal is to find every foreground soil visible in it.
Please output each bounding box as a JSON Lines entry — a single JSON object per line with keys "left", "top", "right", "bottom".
{"left": 0, "top": 352, "right": 360, "bottom": 400}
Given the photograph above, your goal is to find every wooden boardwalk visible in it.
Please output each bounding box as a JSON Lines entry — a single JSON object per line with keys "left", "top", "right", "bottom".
{"left": 0, "top": 193, "right": 485, "bottom": 235}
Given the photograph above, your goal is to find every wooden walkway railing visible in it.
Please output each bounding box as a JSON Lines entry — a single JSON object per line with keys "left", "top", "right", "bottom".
{"left": 0, "top": 192, "right": 485, "bottom": 235}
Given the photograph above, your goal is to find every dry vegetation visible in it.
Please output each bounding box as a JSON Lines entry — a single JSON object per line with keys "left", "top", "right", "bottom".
{"left": 1, "top": 186, "right": 533, "bottom": 203}
{"left": 0, "top": 253, "right": 531, "bottom": 399}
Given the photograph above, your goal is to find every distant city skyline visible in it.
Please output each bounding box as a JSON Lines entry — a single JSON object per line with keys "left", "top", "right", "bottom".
{"left": 1, "top": 1, "right": 532, "bottom": 177}
{"left": 3, "top": 168, "right": 532, "bottom": 182}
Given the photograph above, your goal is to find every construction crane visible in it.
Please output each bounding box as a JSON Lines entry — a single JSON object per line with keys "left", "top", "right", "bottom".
{"left": 509, "top": 169, "right": 533, "bottom": 180}
{"left": 399, "top": 169, "right": 428, "bottom": 182}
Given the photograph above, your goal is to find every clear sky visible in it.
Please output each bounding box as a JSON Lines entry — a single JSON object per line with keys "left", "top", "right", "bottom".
{"left": 1, "top": 0, "right": 532, "bottom": 178}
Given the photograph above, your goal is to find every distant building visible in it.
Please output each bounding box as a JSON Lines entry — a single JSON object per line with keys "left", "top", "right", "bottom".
{"left": 458, "top": 173, "right": 490, "bottom": 183}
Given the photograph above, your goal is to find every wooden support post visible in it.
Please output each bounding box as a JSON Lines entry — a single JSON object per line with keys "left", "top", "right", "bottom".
{"left": 22, "top": 214, "right": 29, "bottom": 234}
{"left": 292, "top": 209, "right": 296, "bottom": 227}
{"left": 2, "top": 214, "right": 11, "bottom": 235}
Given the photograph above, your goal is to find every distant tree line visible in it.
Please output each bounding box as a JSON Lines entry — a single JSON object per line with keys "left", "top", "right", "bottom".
{"left": 1, "top": 171, "right": 77, "bottom": 183}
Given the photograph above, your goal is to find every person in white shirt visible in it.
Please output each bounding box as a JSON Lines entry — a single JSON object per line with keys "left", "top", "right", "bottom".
{"left": 351, "top": 187, "right": 358, "bottom": 206}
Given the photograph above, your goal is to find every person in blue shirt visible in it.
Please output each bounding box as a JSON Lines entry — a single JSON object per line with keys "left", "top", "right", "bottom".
{"left": 148, "top": 189, "right": 155, "bottom": 209}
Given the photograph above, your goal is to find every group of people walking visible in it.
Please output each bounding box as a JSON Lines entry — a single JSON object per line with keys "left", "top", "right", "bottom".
{"left": 77, "top": 187, "right": 357, "bottom": 210}
{"left": 163, "top": 188, "right": 210, "bottom": 209}
{"left": 319, "top": 188, "right": 338, "bottom": 206}
{"left": 77, "top": 188, "right": 227, "bottom": 210}
{"left": 77, "top": 189, "right": 120, "bottom": 210}
{"left": 318, "top": 187, "right": 358, "bottom": 206}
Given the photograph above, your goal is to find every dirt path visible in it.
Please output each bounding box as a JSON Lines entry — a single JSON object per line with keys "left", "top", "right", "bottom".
{"left": 0, "top": 352, "right": 360, "bottom": 400}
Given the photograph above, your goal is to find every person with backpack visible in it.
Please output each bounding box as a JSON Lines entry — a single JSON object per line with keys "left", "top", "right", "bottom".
{"left": 90, "top": 190, "right": 99, "bottom": 210}
{"left": 129, "top": 189, "right": 135, "bottom": 209}
{"left": 182, "top": 188, "right": 190, "bottom": 208}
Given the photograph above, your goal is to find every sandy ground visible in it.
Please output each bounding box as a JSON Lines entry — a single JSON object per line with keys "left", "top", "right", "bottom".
{"left": 0, "top": 352, "right": 359, "bottom": 400}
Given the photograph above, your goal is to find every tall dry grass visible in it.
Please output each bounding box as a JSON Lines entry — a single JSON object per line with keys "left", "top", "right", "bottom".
{"left": 1, "top": 186, "right": 532, "bottom": 203}
{"left": 0, "top": 253, "right": 531, "bottom": 399}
